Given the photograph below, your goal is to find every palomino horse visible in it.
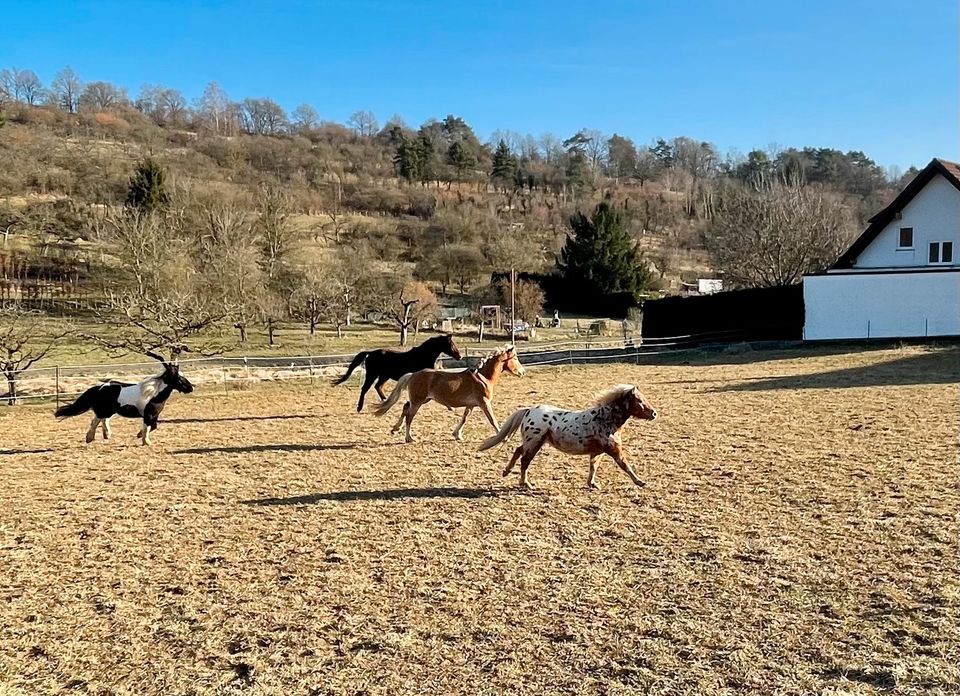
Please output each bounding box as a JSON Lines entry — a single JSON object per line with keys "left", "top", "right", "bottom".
{"left": 374, "top": 346, "right": 525, "bottom": 442}
{"left": 478, "top": 384, "right": 657, "bottom": 490}
{"left": 333, "top": 334, "right": 463, "bottom": 412}
{"left": 54, "top": 352, "right": 194, "bottom": 446}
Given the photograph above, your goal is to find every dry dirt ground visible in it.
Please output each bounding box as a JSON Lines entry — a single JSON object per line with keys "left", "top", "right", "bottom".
{"left": 0, "top": 345, "right": 957, "bottom": 696}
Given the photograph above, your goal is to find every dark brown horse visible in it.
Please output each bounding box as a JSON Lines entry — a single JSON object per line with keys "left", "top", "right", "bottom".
{"left": 333, "top": 334, "right": 463, "bottom": 412}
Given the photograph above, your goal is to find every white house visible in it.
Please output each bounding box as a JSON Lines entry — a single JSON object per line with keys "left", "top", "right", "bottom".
{"left": 804, "top": 158, "right": 960, "bottom": 340}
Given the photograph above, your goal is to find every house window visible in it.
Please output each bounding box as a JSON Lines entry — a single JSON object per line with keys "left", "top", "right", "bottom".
{"left": 898, "top": 227, "right": 913, "bottom": 248}
{"left": 929, "top": 241, "right": 954, "bottom": 264}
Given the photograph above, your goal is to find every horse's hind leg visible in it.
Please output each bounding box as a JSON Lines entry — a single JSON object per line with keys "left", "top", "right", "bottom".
{"left": 403, "top": 402, "right": 423, "bottom": 443}
{"left": 391, "top": 402, "right": 409, "bottom": 435}
{"left": 374, "top": 377, "right": 389, "bottom": 401}
{"left": 85, "top": 416, "right": 100, "bottom": 444}
{"left": 518, "top": 439, "right": 546, "bottom": 490}
{"left": 101, "top": 418, "right": 112, "bottom": 441}
{"left": 453, "top": 408, "right": 472, "bottom": 441}
{"left": 587, "top": 455, "right": 600, "bottom": 490}
{"left": 357, "top": 372, "right": 377, "bottom": 412}
{"left": 502, "top": 446, "right": 523, "bottom": 477}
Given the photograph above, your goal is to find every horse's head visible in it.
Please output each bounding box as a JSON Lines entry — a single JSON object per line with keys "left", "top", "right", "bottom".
{"left": 500, "top": 345, "right": 525, "bottom": 377}
{"left": 162, "top": 362, "right": 195, "bottom": 394}
{"left": 625, "top": 386, "right": 657, "bottom": 421}
{"left": 148, "top": 352, "right": 194, "bottom": 394}
{"left": 441, "top": 334, "right": 463, "bottom": 361}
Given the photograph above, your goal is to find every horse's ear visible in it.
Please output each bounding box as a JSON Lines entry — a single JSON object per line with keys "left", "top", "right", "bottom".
{"left": 145, "top": 350, "right": 166, "bottom": 364}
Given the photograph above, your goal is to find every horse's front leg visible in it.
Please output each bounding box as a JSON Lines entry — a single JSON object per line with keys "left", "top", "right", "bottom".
{"left": 606, "top": 441, "right": 644, "bottom": 487}
{"left": 101, "top": 418, "right": 112, "bottom": 441}
{"left": 453, "top": 408, "right": 472, "bottom": 441}
{"left": 479, "top": 399, "right": 499, "bottom": 432}
{"left": 85, "top": 416, "right": 100, "bottom": 444}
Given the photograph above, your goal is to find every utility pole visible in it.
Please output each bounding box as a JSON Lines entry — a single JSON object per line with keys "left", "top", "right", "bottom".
{"left": 510, "top": 267, "right": 516, "bottom": 345}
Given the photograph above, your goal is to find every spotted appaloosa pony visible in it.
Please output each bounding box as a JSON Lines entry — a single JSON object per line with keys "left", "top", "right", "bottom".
{"left": 374, "top": 346, "right": 525, "bottom": 442}
{"left": 54, "top": 354, "right": 194, "bottom": 446}
{"left": 333, "top": 334, "right": 463, "bottom": 412}
{"left": 478, "top": 384, "right": 657, "bottom": 490}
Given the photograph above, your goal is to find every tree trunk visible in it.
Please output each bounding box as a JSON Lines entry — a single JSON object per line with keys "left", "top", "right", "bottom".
{"left": 336, "top": 322, "right": 343, "bottom": 340}
{"left": 6, "top": 369, "right": 17, "bottom": 406}
{"left": 399, "top": 324, "right": 408, "bottom": 346}
{"left": 267, "top": 320, "right": 276, "bottom": 346}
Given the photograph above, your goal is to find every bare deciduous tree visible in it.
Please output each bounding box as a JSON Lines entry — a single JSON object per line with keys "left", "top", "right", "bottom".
{"left": 79, "top": 81, "right": 128, "bottom": 111}
{"left": 291, "top": 103, "right": 319, "bottom": 133}
{"left": 51, "top": 67, "right": 83, "bottom": 113}
{"left": 348, "top": 110, "right": 379, "bottom": 137}
{"left": 706, "top": 182, "right": 851, "bottom": 287}
{"left": 0, "top": 308, "right": 72, "bottom": 404}
{"left": 241, "top": 98, "right": 288, "bottom": 135}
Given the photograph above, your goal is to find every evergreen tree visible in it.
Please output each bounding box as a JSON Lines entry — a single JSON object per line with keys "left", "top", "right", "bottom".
{"left": 490, "top": 140, "right": 517, "bottom": 189}
{"left": 125, "top": 158, "right": 169, "bottom": 215}
{"left": 446, "top": 140, "right": 476, "bottom": 183}
{"left": 393, "top": 135, "right": 420, "bottom": 182}
{"left": 557, "top": 200, "right": 654, "bottom": 300}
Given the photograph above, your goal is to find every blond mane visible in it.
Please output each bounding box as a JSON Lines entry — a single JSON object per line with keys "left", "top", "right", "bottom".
{"left": 592, "top": 383, "right": 636, "bottom": 406}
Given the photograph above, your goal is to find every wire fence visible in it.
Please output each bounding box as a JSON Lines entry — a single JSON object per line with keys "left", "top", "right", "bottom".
{"left": 3, "top": 329, "right": 764, "bottom": 407}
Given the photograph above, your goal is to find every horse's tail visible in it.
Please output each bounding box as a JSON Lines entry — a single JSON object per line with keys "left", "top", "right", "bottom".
{"left": 478, "top": 408, "right": 528, "bottom": 451}
{"left": 373, "top": 373, "right": 412, "bottom": 417}
{"left": 54, "top": 386, "right": 98, "bottom": 420}
{"left": 332, "top": 351, "right": 370, "bottom": 385}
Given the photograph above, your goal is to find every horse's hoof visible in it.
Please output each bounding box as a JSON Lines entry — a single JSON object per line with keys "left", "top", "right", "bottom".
{"left": 85, "top": 434, "right": 95, "bottom": 444}
{"left": 633, "top": 480, "right": 646, "bottom": 488}
{"left": 405, "top": 436, "right": 414, "bottom": 443}
{"left": 588, "top": 482, "right": 600, "bottom": 491}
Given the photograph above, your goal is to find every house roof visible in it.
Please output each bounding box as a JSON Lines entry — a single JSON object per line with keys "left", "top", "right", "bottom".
{"left": 833, "top": 158, "right": 960, "bottom": 269}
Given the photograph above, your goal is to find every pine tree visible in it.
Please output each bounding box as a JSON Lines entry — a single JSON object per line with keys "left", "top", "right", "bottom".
{"left": 557, "top": 200, "right": 654, "bottom": 300}
{"left": 490, "top": 140, "right": 517, "bottom": 189}
{"left": 125, "top": 158, "right": 169, "bottom": 215}
{"left": 446, "top": 140, "right": 476, "bottom": 184}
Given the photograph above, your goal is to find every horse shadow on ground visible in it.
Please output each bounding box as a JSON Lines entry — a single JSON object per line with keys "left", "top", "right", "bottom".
{"left": 0, "top": 448, "right": 53, "bottom": 456}
{"left": 174, "top": 443, "right": 355, "bottom": 455}
{"left": 244, "top": 486, "right": 501, "bottom": 506}
{"left": 167, "top": 414, "right": 315, "bottom": 424}
{"left": 712, "top": 349, "right": 960, "bottom": 392}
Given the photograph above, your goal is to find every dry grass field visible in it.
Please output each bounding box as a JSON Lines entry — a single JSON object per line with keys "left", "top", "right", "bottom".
{"left": 0, "top": 345, "right": 957, "bottom": 695}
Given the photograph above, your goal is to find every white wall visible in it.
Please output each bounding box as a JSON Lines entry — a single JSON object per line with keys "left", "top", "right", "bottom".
{"left": 804, "top": 271, "right": 960, "bottom": 339}
{"left": 852, "top": 174, "right": 960, "bottom": 269}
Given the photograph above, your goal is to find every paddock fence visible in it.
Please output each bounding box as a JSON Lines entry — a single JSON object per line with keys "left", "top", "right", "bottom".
{"left": 4, "top": 329, "right": 792, "bottom": 406}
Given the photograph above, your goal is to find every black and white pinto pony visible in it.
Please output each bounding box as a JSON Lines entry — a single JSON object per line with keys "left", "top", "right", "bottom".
{"left": 54, "top": 353, "right": 194, "bottom": 445}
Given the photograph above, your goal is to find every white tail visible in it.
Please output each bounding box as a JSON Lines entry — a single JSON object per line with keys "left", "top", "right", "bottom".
{"left": 477, "top": 408, "right": 528, "bottom": 451}
{"left": 373, "top": 373, "right": 413, "bottom": 416}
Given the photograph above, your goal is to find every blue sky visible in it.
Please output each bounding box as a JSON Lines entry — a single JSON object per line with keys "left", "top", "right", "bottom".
{"left": 1, "top": 0, "right": 956, "bottom": 170}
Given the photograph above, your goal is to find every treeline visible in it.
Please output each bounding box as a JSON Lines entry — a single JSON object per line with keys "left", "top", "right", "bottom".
{"left": 0, "top": 63, "right": 912, "bottom": 316}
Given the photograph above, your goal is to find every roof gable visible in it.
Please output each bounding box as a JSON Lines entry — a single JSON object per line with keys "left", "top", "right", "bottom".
{"left": 833, "top": 158, "right": 960, "bottom": 269}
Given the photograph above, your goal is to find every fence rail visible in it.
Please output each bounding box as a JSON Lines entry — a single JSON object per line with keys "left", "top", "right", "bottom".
{"left": 4, "top": 329, "right": 770, "bottom": 406}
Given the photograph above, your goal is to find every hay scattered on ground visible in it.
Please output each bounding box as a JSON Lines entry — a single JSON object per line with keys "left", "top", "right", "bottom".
{"left": 0, "top": 346, "right": 957, "bottom": 695}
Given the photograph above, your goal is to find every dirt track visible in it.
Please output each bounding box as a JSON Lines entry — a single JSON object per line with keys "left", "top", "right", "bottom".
{"left": 0, "top": 346, "right": 957, "bottom": 695}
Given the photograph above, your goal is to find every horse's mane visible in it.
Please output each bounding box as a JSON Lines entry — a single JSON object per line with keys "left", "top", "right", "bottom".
{"left": 592, "top": 383, "right": 636, "bottom": 406}
{"left": 476, "top": 344, "right": 514, "bottom": 368}
{"left": 138, "top": 373, "right": 165, "bottom": 401}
